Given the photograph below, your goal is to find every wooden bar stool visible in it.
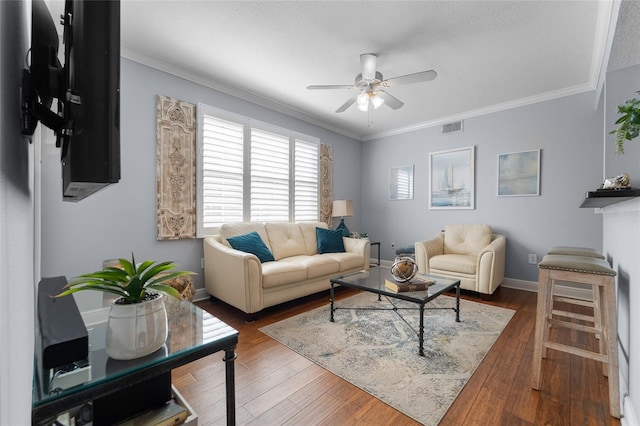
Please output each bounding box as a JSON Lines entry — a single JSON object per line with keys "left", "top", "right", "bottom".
{"left": 532, "top": 254, "right": 620, "bottom": 418}
{"left": 546, "top": 246, "right": 605, "bottom": 350}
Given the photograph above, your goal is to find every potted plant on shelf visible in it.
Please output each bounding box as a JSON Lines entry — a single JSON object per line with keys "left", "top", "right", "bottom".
{"left": 611, "top": 92, "right": 640, "bottom": 154}
{"left": 55, "top": 254, "right": 195, "bottom": 360}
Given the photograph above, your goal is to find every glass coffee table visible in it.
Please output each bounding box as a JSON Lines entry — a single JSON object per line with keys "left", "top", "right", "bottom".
{"left": 330, "top": 266, "right": 460, "bottom": 356}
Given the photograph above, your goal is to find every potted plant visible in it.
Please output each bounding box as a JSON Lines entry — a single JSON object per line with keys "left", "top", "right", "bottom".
{"left": 56, "top": 254, "right": 195, "bottom": 360}
{"left": 611, "top": 92, "right": 640, "bottom": 154}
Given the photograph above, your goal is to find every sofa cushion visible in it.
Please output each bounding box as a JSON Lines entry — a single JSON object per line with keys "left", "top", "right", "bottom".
{"left": 226, "top": 231, "right": 275, "bottom": 263}
{"left": 261, "top": 261, "right": 308, "bottom": 289}
{"left": 430, "top": 254, "right": 477, "bottom": 275}
{"left": 299, "top": 222, "right": 327, "bottom": 255}
{"left": 322, "top": 252, "right": 364, "bottom": 271}
{"left": 265, "top": 223, "right": 307, "bottom": 260}
{"left": 444, "top": 224, "right": 492, "bottom": 255}
{"left": 285, "top": 255, "right": 340, "bottom": 279}
{"left": 316, "top": 227, "right": 345, "bottom": 254}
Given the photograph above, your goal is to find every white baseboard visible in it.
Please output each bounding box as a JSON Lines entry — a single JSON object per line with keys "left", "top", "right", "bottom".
{"left": 501, "top": 277, "right": 594, "bottom": 300}
{"left": 193, "top": 287, "right": 209, "bottom": 301}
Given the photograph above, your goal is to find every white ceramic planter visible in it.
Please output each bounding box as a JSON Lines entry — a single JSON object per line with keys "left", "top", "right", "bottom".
{"left": 105, "top": 294, "right": 168, "bottom": 360}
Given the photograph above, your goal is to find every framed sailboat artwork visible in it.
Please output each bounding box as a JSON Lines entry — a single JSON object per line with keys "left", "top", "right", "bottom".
{"left": 429, "top": 146, "right": 475, "bottom": 209}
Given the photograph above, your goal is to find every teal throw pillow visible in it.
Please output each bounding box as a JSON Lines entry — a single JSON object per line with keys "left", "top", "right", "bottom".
{"left": 316, "top": 227, "right": 346, "bottom": 254}
{"left": 227, "top": 231, "right": 275, "bottom": 263}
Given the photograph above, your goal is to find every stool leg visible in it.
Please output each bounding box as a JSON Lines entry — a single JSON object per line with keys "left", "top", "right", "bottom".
{"left": 542, "top": 278, "right": 557, "bottom": 358}
{"left": 532, "top": 268, "right": 550, "bottom": 390}
{"left": 595, "top": 284, "right": 608, "bottom": 378}
{"left": 602, "top": 276, "right": 620, "bottom": 418}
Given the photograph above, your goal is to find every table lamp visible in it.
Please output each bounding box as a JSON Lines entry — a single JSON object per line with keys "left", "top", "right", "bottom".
{"left": 332, "top": 199, "right": 354, "bottom": 237}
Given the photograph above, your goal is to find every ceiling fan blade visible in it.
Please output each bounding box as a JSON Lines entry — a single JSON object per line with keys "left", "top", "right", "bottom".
{"left": 377, "top": 90, "right": 404, "bottom": 110}
{"left": 335, "top": 94, "right": 359, "bottom": 113}
{"left": 307, "top": 84, "right": 355, "bottom": 90}
{"left": 360, "top": 53, "right": 377, "bottom": 81}
{"left": 382, "top": 70, "right": 437, "bottom": 87}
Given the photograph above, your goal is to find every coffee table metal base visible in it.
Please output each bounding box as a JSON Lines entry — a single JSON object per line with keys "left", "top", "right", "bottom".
{"left": 330, "top": 283, "right": 461, "bottom": 357}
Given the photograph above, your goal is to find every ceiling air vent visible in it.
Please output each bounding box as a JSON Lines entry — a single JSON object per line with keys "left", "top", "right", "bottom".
{"left": 442, "top": 120, "right": 463, "bottom": 134}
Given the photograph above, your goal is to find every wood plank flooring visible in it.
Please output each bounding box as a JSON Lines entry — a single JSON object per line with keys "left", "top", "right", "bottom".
{"left": 172, "top": 286, "right": 621, "bottom": 425}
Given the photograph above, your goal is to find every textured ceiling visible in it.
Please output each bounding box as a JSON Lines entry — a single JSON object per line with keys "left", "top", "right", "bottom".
{"left": 47, "top": 1, "right": 637, "bottom": 140}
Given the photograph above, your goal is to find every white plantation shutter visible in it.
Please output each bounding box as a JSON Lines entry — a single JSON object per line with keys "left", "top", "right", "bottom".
{"left": 250, "top": 128, "right": 290, "bottom": 222}
{"left": 295, "top": 140, "right": 319, "bottom": 221}
{"left": 397, "top": 167, "right": 414, "bottom": 199}
{"left": 200, "top": 115, "right": 244, "bottom": 229}
{"left": 196, "top": 104, "right": 320, "bottom": 236}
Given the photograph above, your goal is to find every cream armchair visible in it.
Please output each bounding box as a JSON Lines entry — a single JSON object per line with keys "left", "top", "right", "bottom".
{"left": 414, "top": 224, "right": 506, "bottom": 294}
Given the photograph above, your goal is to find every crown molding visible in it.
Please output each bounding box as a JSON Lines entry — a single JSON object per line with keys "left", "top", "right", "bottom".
{"left": 120, "top": 47, "right": 362, "bottom": 141}
{"left": 363, "top": 82, "right": 597, "bottom": 141}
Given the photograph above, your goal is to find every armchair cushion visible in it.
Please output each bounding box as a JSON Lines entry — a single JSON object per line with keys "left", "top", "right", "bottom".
{"left": 430, "top": 254, "right": 477, "bottom": 275}
{"left": 444, "top": 224, "right": 492, "bottom": 255}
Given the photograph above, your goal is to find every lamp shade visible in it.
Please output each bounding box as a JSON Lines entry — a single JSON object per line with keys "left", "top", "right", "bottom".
{"left": 332, "top": 200, "right": 354, "bottom": 217}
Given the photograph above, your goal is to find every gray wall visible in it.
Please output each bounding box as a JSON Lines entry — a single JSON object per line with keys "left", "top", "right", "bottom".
{"left": 40, "top": 59, "right": 363, "bottom": 311}
{"left": 362, "top": 91, "right": 604, "bottom": 282}
{"left": 0, "top": 1, "right": 35, "bottom": 422}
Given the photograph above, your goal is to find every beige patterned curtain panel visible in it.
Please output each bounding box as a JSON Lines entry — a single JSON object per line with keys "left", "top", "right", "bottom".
{"left": 156, "top": 96, "right": 196, "bottom": 240}
{"left": 319, "top": 143, "right": 333, "bottom": 225}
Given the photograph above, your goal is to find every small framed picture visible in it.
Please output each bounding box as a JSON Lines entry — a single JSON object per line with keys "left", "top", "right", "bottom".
{"left": 497, "top": 149, "right": 541, "bottom": 196}
{"left": 390, "top": 165, "right": 414, "bottom": 200}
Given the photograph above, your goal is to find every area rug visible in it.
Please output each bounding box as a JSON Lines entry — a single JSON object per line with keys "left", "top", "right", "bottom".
{"left": 260, "top": 292, "right": 515, "bottom": 425}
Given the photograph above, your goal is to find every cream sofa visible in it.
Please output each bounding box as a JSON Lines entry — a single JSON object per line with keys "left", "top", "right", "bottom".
{"left": 414, "top": 224, "right": 506, "bottom": 295}
{"left": 204, "top": 222, "right": 370, "bottom": 315}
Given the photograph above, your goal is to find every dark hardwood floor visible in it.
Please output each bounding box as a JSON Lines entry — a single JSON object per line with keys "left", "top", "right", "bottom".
{"left": 172, "top": 286, "right": 621, "bottom": 425}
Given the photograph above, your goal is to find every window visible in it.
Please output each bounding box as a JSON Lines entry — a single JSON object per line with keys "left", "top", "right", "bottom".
{"left": 196, "top": 104, "right": 319, "bottom": 236}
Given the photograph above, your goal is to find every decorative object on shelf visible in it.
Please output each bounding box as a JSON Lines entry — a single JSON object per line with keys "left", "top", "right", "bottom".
{"left": 497, "top": 149, "right": 541, "bottom": 197}
{"left": 611, "top": 92, "right": 640, "bottom": 154}
{"left": 429, "top": 146, "right": 475, "bottom": 209}
{"left": 602, "top": 172, "right": 631, "bottom": 190}
{"left": 55, "top": 254, "right": 195, "bottom": 360}
{"left": 390, "top": 256, "right": 418, "bottom": 282}
{"left": 332, "top": 199, "right": 354, "bottom": 237}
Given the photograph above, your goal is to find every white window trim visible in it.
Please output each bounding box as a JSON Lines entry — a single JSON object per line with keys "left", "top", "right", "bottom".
{"left": 196, "top": 103, "right": 320, "bottom": 237}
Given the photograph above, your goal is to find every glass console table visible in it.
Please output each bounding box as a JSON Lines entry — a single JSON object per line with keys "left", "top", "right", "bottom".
{"left": 32, "top": 296, "right": 239, "bottom": 425}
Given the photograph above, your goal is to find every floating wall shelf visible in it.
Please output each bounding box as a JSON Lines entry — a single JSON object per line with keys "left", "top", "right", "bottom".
{"left": 579, "top": 188, "right": 640, "bottom": 208}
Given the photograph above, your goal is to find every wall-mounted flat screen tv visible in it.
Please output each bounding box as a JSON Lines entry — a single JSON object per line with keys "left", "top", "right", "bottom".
{"left": 23, "top": 0, "right": 120, "bottom": 202}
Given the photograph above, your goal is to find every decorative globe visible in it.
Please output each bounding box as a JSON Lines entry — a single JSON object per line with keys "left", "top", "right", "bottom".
{"left": 391, "top": 256, "right": 418, "bottom": 282}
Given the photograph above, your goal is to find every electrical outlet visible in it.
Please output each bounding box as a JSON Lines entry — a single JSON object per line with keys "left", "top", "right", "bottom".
{"left": 391, "top": 242, "right": 396, "bottom": 249}
{"left": 528, "top": 253, "right": 537, "bottom": 264}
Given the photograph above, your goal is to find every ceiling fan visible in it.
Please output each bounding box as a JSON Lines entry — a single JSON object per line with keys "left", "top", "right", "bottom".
{"left": 307, "top": 53, "right": 437, "bottom": 113}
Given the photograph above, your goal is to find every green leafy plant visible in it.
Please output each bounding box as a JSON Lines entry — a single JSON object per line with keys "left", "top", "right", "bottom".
{"left": 55, "top": 253, "right": 195, "bottom": 304}
{"left": 611, "top": 92, "right": 640, "bottom": 154}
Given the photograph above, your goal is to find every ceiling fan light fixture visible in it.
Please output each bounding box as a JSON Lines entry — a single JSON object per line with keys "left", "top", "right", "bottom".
{"left": 357, "top": 92, "right": 370, "bottom": 111}
{"left": 371, "top": 93, "right": 384, "bottom": 109}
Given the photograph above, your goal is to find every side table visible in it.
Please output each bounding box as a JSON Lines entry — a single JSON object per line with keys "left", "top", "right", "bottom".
{"left": 33, "top": 297, "right": 238, "bottom": 425}
{"left": 370, "top": 241, "right": 381, "bottom": 266}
